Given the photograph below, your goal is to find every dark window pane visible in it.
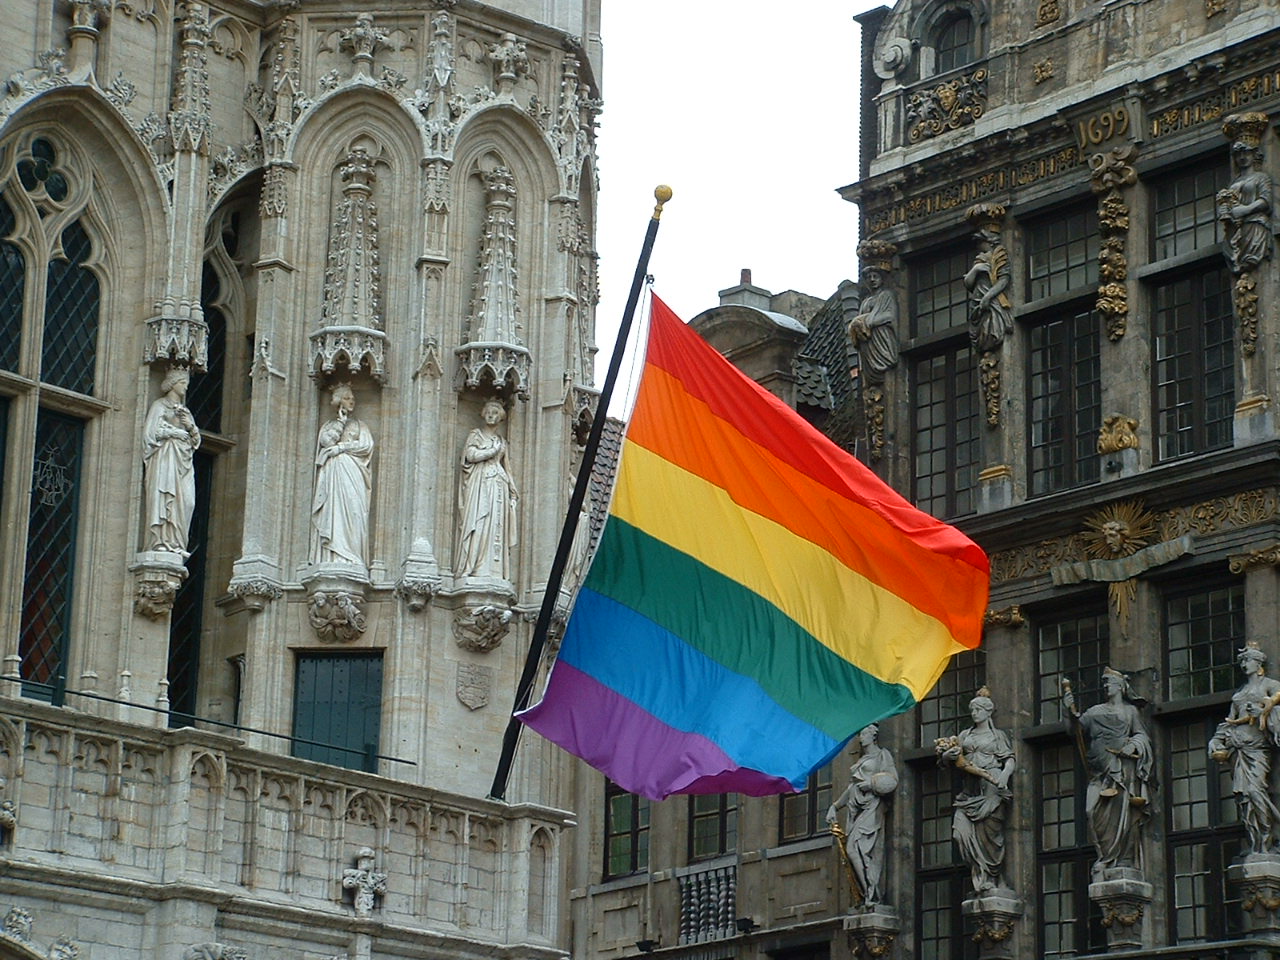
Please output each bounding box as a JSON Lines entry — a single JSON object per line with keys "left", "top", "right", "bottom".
{"left": 1026, "top": 207, "right": 1099, "bottom": 300}
{"left": 0, "top": 192, "right": 24, "bottom": 372}
{"left": 913, "top": 345, "right": 978, "bottom": 519}
{"left": 1153, "top": 165, "right": 1230, "bottom": 261}
{"left": 1038, "top": 609, "right": 1109, "bottom": 724}
{"left": 1028, "top": 309, "right": 1102, "bottom": 495}
{"left": 935, "top": 14, "right": 976, "bottom": 74}
{"left": 20, "top": 410, "right": 85, "bottom": 698}
{"left": 167, "top": 450, "right": 214, "bottom": 724}
{"left": 187, "top": 261, "right": 226, "bottom": 432}
{"left": 43, "top": 220, "right": 99, "bottom": 394}
{"left": 604, "top": 779, "right": 650, "bottom": 879}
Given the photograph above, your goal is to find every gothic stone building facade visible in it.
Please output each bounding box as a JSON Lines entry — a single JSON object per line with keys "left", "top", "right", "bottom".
{"left": 0, "top": 1, "right": 601, "bottom": 958}
{"left": 568, "top": 2, "right": 1280, "bottom": 960}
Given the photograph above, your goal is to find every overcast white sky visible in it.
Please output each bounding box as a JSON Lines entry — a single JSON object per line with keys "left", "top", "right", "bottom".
{"left": 592, "top": 1, "right": 880, "bottom": 400}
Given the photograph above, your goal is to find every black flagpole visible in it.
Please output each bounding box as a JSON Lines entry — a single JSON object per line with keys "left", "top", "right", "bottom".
{"left": 488, "top": 185, "right": 673, "bottom": 802}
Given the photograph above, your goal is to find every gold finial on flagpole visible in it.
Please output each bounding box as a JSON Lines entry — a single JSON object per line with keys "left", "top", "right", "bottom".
{"left": 653, "top": 185, "right": 673, "bottom": 219}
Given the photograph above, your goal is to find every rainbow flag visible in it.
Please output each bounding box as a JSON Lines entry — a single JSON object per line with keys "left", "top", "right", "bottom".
{"left": 519, "top": 295, "right": 989, "bottom": 800}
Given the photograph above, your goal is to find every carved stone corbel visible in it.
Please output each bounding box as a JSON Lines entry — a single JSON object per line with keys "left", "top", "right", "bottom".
{"left": 983, "top": 605, "right": 1025, "bottom": 628}
{"left": 963, "top": 895, "right": 1023, "bottom": 960}
{"left": 130, "top": 552, "right": 188, "bottom": 621}
{"left": 307, "top": 590, "right": 367, "bottom": 643}
{"left": 844, "top": 908, "right": 899, "bottom": 959}
{"left": 454, "top": 603, "right": 512, "bottom": 652}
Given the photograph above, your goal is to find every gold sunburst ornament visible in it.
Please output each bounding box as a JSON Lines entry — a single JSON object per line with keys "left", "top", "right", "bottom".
{"left": 1081, "top": 500, "right": 1159, "bottom": 631}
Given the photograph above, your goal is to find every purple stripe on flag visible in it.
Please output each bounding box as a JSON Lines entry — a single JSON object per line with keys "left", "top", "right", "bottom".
{"left": 518, "top": 661, "right": 799, "bottom": 801}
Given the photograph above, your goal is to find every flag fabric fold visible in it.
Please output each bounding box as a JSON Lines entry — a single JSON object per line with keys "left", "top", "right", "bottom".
{"left": 518, "top": 294, "right": 989, "bottom": 801}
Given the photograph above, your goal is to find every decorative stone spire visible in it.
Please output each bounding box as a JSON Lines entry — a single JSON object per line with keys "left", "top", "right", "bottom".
{"left": 311, "top": 147, "right": 388, "bottom": 382}
{"left": 457, "top": 166, "right": 529, "bottom": 398}
{"left": 169, "top": 2, "right": 212, "bottom": 155}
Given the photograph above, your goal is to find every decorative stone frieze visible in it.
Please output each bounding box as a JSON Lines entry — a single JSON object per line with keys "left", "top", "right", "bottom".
{"left": 312, "top": 148, "right": 388, "bottom": 383}
{"left": 454, "top": 604, "right": 512, "bottom": 652}
{"left": 1090, "top": 145, "right": 1138, "bottom": 341}
{"left": 226, "top": 577, "right": 283, "bottom": 612}
{"left": 182, "top": 943, "right": 249, "bottom": 960}
{"left": 457, "top": 166, "right": 530, "bottom": 398}
{"left": 906, "top": 67, "right": 988, "bottom": 143}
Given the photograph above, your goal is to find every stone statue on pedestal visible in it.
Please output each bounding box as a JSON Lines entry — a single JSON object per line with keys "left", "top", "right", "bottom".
{"left": 310, "top": 383, "right": 374, "bottom": 567}
{"left": 142, "top": 366, "right": 201, "bottom": 556}
{"left": 456, "top": 398, "right": 519, "bottom": 582}
{"left": 827, "top": 723, "right": 898, "bottom": 907}
{"left": 1210, "top": 640, "right": 1280, "bottom": 854}
{"left": 1062, "top": 667, "right": 1153, "bottom": 876}
{"left": 936, "top": 687, "right": 1015, "bottom": 895}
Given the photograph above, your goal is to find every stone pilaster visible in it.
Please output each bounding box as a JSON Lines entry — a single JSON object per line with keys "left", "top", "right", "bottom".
{"left": 1230, "top": 854, "right": 1280, "bottom": 942}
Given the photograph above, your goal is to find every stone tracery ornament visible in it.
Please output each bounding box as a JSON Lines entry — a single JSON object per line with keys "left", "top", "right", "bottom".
{"left": 964, "top": 204, "right": 1012, "bottom": 427}
{"left": 412, "top": 10, "right": 459, "bottom": 154}
{"left": 457, "top": 166, "right": 530, "bottom": 398}
{"left": 340, "top": 13, "right": 387, "bottom": 77}
{"left": 1090, "top": 144, "right": 1138, "bottom": 341}
{"left": 1219, "top": 113, "right": 1273, "bottom": 356}
{"left": 1035, "top": 0, "right": 1061, "bottom": 26}
{"left": 906, "top": 67, "right": 987, "bottom": 143}
{"left": 312, "top": 148, "right": 388, "bottom": 382}
{"left": 1097, "top": 413, "right": 1140, "bottom": 454}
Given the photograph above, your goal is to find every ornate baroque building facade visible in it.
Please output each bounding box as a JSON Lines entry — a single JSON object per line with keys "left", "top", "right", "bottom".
{"left": 570, "top": 2, "right": 1280, "bottom": 960}
{"left": 0, "top": 1, "right": 600, "bottom": 957}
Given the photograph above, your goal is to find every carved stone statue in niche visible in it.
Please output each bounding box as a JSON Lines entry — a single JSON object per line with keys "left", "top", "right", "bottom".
{"left": 1219, "top": 113, "right": 1274, "bottom": 275}
{"left": 1210, "top": 640, "right": 1280, "bottom": 855}
{"left": 826, "top": 723, "right": 899, "bottom": 907}
{"left": 964, "top": 204, "right": 1014, "bottom": 354}
{"left": 1062, "top": 668, "right": 1153, "bottom": 877}
{"left": 935, "top": 687, "right": 1016, "bottom": 896}
{"left": 846, "top": 239, "right": 900, "bottom": 383}
{"left": 310, "top": 383, "right": 374, "bottom": 567}
{"left": 456, "top": 399, "right": 519, "bottom": 582}
{"left": 142, "top": 365, "right": 201, "bottom": 556}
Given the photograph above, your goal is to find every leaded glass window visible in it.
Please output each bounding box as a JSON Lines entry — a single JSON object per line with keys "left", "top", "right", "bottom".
{"left": 1166, "top": 718, "right": 1244, "bottom": 942}
{"left": 1026, "top": 207, "right": 1099, "bottom": 301}
{"left": 919, "top": 647, "right": 986, "bottom": 746}
{"left": 779, "top": 765, "right": 834, "bottom": 842}
{"left": 43, "top": 219, "right": 99, "bottom": 394}
{"left": 1166, "top": 580, "right": 1245, "bottom": 701}
{"left": 1036, "top": 743, "right": 1103, "bottom": 958}
{"left": 916, "top": 764, "right": 975, "bottom": 960}
{"left": 1037, "top": 607, "right": 1109, "bottom": 724}
{"left": 1028, "top": 309, "right": 1102, "bottom": 496}
{"left": 913, "top": 346, "right": 979, "bottom": 519}
{"left": 604, "top": 779, "right": 650, "bottom": 879}
{"left": 1153, "top": 164, "right": 1230, "bottom": 261}
{"left": 0, "top": 192, "right": 23, "bottom": 372}
{"left": 19, "top": 410, "right": 84, "bottom": 699}
{"left": 911, "top": 248, "right": 971, "bottom": 339}
{"left": 1153, "top": 266, "right": 1234, "bottom": 461}
{"left": 689, "top": 793, "right": 738, "bottom": 861}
